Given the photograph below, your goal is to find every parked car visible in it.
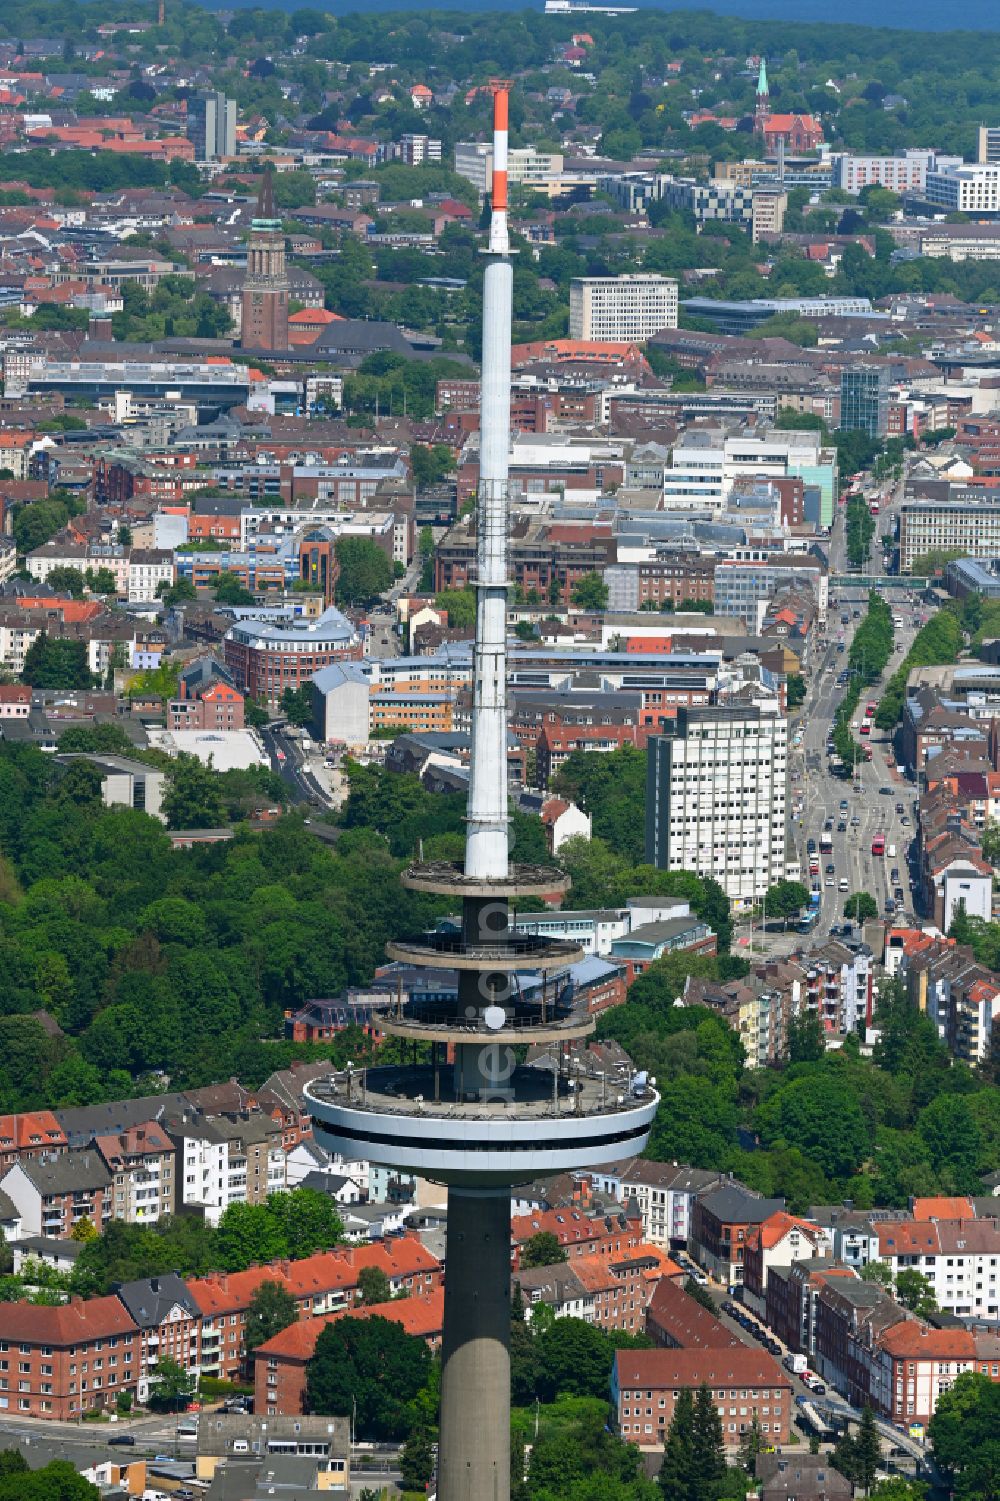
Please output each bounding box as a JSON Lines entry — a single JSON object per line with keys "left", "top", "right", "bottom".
{"left": 108, "top": 1435, "right": 135, "bottom": 1448}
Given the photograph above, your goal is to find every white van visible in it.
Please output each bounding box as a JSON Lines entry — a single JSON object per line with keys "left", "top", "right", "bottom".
{"left": 887, "top": 843, "right": 897, "bottom": 859}
{"left": 838, "top": 877, "right": 849, "bottom": 892}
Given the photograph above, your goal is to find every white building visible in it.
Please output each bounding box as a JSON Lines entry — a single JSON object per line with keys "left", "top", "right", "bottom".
{"left": 876, "top": 1218, "right": 1000, "bottom": 1319}
{"left": 645, "top": 704, "right": 788, "bottom": 908}
{"left": 128, "top": 549, "right": 174, "bottom": 602}
{"left": 454, "top": 141, "right": 565, "bottom": 196}
{"left": 569, "top": 275, "right": 678, "bottom": 342}
{"left": 925, "top": 161, "right": 1000, "bottom": 216}
{"left": 830, "top": 150, "right": 946, "bottom": 197}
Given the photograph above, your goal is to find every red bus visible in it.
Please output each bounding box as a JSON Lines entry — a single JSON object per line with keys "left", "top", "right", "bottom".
{"left": 872, "top": 834, "right": 886, "bottom": 857}
{"left": 860, "top": 722, "right": 871, "bottom": 736}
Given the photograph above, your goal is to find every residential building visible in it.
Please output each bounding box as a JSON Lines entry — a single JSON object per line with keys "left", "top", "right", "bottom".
{"left": 756, "top": 1453, "right": 851, "bottom": 1501}
{"left": 646, "top": 1277, "right": 743, "bottom": 1350}
{"left": 252, "top": 1294, "right": 443, "bottom": 1416}
{"left": 713, "top": 556, "right": 829, "bottom": 629}
{"left": 195, "top": 1411, "right": 349, "bottom": 1484}
{"left": 645, "top": 705, "right": 788, "bottom": 908}
{"left": 0, "top": 685, "right": 31, "bottom": 720}
{"left": 569, "top": 276, "right": 678, "bottom": 342}
{"left": 876, "top": 1216, "right": 1000, "bottom": 1319}
{"left": 516, "top": 1247, "right": 671, "bottom": 1334}
{"left": 168, "top": 657, "right": 245, "bottom": 733}
{"left": 189, "top": 1237, "right": 442, "bottom": 1379}
{"left": 60, "top": 755, "right": 167, "bottom": 822}
{"left": 510, "top": 1206, "right": 643, "bottom": 1270}
{"left": 188, "top": 91, "right": 236, "bottom": 161}
{"left": 689, "top": 1186, "right": 785, "bottom": 1287}
{"left": 0, "top": 1112, "right": 67, "bottom": 1173}
{"left": 0, "top": 1297, "right": 140, "bottom": 1418}
{"left": 115, "top": 1274, "right": 203, "bottom": 1403}
{"left": 0, "top": 1153, "right": 112, "bottom": 1238}
{"left": 92, "top": 1124, "right": 175, "bottom": 1224}
{"left": 841, "top": 366, "right": 890, "bottom": 438}
{"left": 612, "top": 1347, "right": 792, "bottom": 1450}
{"left": 742, "top": 1212, "right": 831, "bottom": 1317}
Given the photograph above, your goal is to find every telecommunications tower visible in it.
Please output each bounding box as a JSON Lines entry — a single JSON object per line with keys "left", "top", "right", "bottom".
{"left": 306, "top": 85, "right": 658, "bottom": 1501}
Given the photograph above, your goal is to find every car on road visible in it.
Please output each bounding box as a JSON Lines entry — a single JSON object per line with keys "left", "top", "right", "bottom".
{"left": 825, "top": 864, "right": 835, "bottom": 875}
{"left": 896, "top": 802, "right": 904, "bottom": 814}
{"left": 879, "top": 786, "right": 893, "bottom": 795}
{"left": 891, "top": 867, "right": 900, "bottom": 882}
{"left": 825, "top": 876, "right": 834, "bottom": 886}
{"left": 806, "top": 839, "right": 816, "bottom": 852}
{"left": 108, "top": 1435, "right": 135, "bottom": 1447}
{"left": 837, "top": 821, "right": 847, "bottom": 832}
{"left": 901, "top": 815, "right": 910, "bottom": 826}
{"left": 895, "top": 887, "right": 905, "bottom": 902}
{"left": 851, "top": 815, "right": 861, "bottom": 827}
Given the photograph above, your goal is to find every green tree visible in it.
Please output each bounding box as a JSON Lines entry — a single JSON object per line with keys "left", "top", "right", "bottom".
{"left": 411, "top": 442, "right": 455, "bottom": 487}
{"left": 434, "top": 586, "right": 476, "bottom": 629}
{"left": 400, "top": 1425, "right": 436, "bottom": 1490}
{"left": 334, "top": 537, "right": 392, "bottom": 605}
{"left": 46, "top": 566, "right": 86, "bottom": 598}
{"left": 520, "top": 1231, "right": 568, "bottom": 1269}
{"left": 213, "top": 571, "right": 255, "bottom": 606}
{"left": 281, "top": 686, "right": 312, "bottom": 726}
{"left": 357, "top": 1265, "right": 393, "bottom": 1305}
{"left": 738, "top": 1413, "right": 763, "bottom": 1474}
{"left": 692, "top": 1381, "right": 726, "bottom": 1501}
{"left": 786, "top": 673, "right": 806, "bottom": 708}
{"left": 659, "top": 1387, "right": 695, "bottom": 1501}
{"left": 245, "top": 1278, "right": 299, "bottom": 1353}
{"left": 21, "top": 635, "right": 94, "bottom": 689}
{"left": 786, "top": 1010, "right": 825, "bottom": 1064}
{"left": 895, "top": 1268, "right": 937, "bottom": 1317}
{"left": 570, "top": 571, "right": 609, "bottom": 611}
{"left": 535, "top": 1318, "right": 615, "bottom": 1402}
{"left": 765, "top": 879, "right": 809, "bottom": 925}
{"left": 159, "top": 578, "right": 198, "bottom": 606}
{"left": 930, "top": 1370, "right": 1000, "bottom": 1499}
{"left": 853, "top": 1405, "right": 883, "bottom": 1496}
{"left": 147, "top": 1356, "right": 196, "bottom": 1412}
{"left": 305, "top": 1315, "right": 431, "bottom": 1440}
{"left": 846, "top": 892, "right": 879, "bottom": 922}
{"left": 0, "top": 1459, "right": 99, "bottom": 1500}
{"left": 161, "top": 754, "right": 226, "bottom": 831}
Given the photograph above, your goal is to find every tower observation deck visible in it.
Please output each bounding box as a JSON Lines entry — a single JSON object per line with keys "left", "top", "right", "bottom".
{"left": 304, "top": 84, "right": 658, "bottom": 1501}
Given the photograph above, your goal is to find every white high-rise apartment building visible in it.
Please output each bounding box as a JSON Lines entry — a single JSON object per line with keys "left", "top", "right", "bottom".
{"left": 924, "top": 161, "right": 1000, "bottom": 216}
{"left": 645, "top": 704, "right": 788, "bottom": 908}
{"left": 569, "top": 274, "right": 679, "bottom": 342}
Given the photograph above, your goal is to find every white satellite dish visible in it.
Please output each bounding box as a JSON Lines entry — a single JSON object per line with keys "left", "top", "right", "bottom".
{"left": 483, "top": 1006, "right": 506, "bottom": 1031}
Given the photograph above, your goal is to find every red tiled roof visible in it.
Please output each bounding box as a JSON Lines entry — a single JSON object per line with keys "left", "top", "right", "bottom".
{"left": 0, "top": 1111, "right": 68, "bottom": 1152}
{"left": 188, "top": 1236, "right": 440, "bottom": 1316}
{"left": 911, "top": 1196, "right": 975, "bottom": 1221}
{"left": 0, "top": 1296, "right": 137, "bottom": 1345}
{"left": 878, "top": 1322, "right": 975, "bottom": 1360}
{"left": 254, "top": 1288, "right": 444, "bottom": 1361}
{"left": 615, "top": 1348, "right": 789, "bottom": 1387}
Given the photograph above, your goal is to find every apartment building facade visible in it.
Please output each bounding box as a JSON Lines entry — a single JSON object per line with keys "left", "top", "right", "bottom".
{"left": 569, "top": 275, "right": 679, "bottom": 342}
{"left": 0, "top": 1297, "right": 140, "bottom": 1419}
{"left": 900, "top": 499, "right": 1000, "bottom": 572}
{"left": 613, "top": 1348, "right": 792, "bottom": 1451}
{"left": 645, "top": 705, "right": 789, "bottom": 907}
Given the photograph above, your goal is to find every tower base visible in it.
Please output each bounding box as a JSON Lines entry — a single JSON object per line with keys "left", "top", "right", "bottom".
{"left": 437, "top": 1186, "right": 511, "bottom": 1501}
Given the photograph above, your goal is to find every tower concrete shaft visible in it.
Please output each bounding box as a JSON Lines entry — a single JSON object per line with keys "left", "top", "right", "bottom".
{"left": 438, "top": 1188, "right": 511, "bottom": 1501}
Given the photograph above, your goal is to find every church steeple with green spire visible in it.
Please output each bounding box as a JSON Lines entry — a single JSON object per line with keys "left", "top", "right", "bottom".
{"left": 755, "top": 55, "right": 770, "bottom": 131}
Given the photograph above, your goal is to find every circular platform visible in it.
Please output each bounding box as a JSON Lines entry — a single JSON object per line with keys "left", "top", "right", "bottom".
{"left": 379, "top": 996, "right": 596, "bottom": 1044}
{"left": 400, "top": 860, "right": 570, "bottom": 899}
{"left": 305, "top": 1066, "right": 659, "bottom": 1188}
{"left": 385, "top": 932, "right": 584, "bottom": 972}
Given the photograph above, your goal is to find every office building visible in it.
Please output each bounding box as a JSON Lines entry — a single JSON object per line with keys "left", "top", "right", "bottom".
{"left": 681, "top": 295, "right": 872, "bottom": 336}
{"left": 830, "top": 150, "right": 940, "bottom": 196}
{"left": 569, "top": 275, "right": 678, "bottom": 342}
{"left": 900, "top": 498, "right": 1000, "bottom": 572}
{"left": 924, "top": 161, "right": 1000, "bottom": 216}
{"left": 751, "top": 189, "right": 787, "bottom": 243}
{"left": 188, "top": 91, "right": 236, "bottom": 161}
{"left": 977, "top": 127, "right": 1000, "bottom": 164}
{"left": 454, "top": 141, "right": 564, "bottom": 196}
{"left": 645, "top": 705, "right": 788, "bottom": 908}
{"left": 840, "top": 365, "right": 889, "bottom": 438}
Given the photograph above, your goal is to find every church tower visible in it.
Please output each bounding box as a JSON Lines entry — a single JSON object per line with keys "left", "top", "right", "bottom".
{"left": 241, "top": 166, "right": 289, "bottom": 351}
{"left": 754, "top": 56, "right": 770, "bottom": 134}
